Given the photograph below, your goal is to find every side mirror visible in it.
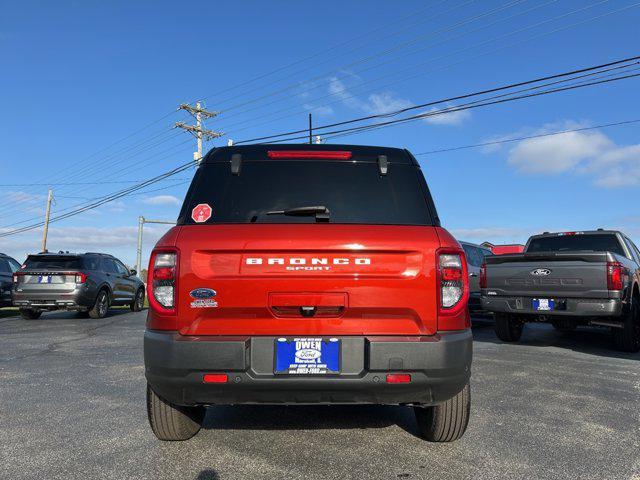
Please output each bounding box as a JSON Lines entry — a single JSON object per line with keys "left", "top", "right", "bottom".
{"left": 130, "top": 269, "right": 137, "bottom": 276}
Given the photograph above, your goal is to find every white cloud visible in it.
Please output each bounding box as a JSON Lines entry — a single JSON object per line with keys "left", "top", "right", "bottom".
{"left": 328, "top": 76, "right": 470, "bottom": 126}
{"left": 142, "top": 195, "right": 181, "bottom": 206}
{"left": 421, "top": 105, "right": 472, "bottom": 126}
{"left": 450, "top": 227, "right": 532, "bottom": 244}
{"left": 303, "top": 103, "right": 334, "bottom": 116}
{"left": 496, "top": 121, "right": 640, "bottom": 187}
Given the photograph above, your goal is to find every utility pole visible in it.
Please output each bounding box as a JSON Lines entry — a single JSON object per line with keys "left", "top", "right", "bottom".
{"left": 41, "top": 189, "right": 53, "bottom": 253}
{"left": 135, "top": 217, "right": 177, "bottom": 275}
{"left": 308, "top": 113, "right": 313, "bottom": 144}
{"left": 175, "top": 102, "right": 223, "bottom": 165}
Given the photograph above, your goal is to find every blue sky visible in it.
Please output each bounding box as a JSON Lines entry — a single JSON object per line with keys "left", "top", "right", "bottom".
{"left": 1, "top": 0, "right": 639, "bottom": 267}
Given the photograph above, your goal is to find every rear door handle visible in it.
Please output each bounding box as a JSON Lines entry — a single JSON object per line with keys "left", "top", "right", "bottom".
{"left": 469, "top": 273, "right": 478, "bottom": 277}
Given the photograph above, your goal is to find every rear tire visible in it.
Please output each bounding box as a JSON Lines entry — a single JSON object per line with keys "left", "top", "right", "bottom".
{"left": 88, "top": 290, "right": 110, "bottom": 319}
{"left": 494, "top": 313, "right": 523, "bottom": 342}
{"left": 147, "top": 384, "right": 205, "bottom": 441}
{"left": 612, "top": 297, "right": 640, "bottom": 353}
{"left": 414, "top": 382, "right": 470, "bottom": 442}
{"left": 130, "top": 287, "right": 145, "bottom": 312}
{"left": 19, "top": 308, "right": 42, "bottom": 320}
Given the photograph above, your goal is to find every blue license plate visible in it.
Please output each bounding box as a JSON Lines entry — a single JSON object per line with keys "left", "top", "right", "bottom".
{"left": 275, "top": 337, "right": 340, "bottom": 375}
{"left": 37, "top": 275, "right": 52, "bottom": 284}
{"left": 533, "top": 298, "right": 555, "bottom": 311}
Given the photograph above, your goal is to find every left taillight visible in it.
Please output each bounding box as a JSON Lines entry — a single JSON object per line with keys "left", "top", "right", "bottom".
{"left": 437, "top": 249, "right": 469, "bottom": 317}
{"left": 148, "top": 249, "right": 178, "bottom": 313}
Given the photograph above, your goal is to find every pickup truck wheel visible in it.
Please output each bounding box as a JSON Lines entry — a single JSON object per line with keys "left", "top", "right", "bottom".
{"left": 612, "top": 298, "right": 640, "bottom": 353}
{"left": 19, "top": 308, "right": 42, "bottom": 320}
{"left": 130, "top": 288, "right": 145, "bottom": 312}
{"left": 494, "top": 313, "right": 523, "bottom": 342}
{"left": 414, "top": 382, "right": 470, "bottom": 442}
{"left": 147, "top": 384, "right": 205, "bottom": 441}
{"left": 88, "top": 290, "right": 110, "bottom": 319}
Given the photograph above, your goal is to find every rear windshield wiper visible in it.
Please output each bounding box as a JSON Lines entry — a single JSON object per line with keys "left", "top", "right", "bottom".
{"left": 266, "top": 205, "right": 330, "bottom": 222}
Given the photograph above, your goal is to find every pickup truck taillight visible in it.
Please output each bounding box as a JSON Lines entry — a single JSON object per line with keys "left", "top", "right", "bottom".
{"left": 606, "top": 261, "right": 624, "bottom": 290}
{"left": 479, "top": 262, "right": 487, "bottom": 289}
{"left": 149, "top": 249, "right": 178, "bottom": 314}
{"left": 436, "top": 249, "right": 469, "bottom": 320}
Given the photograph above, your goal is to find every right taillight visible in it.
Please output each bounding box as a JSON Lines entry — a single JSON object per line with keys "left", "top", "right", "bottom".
{"left": 149, "top": 249, "right": 178, "bottom": 313}
{"left": 480, "top": 262, "right": 487, "bottom": 289}
{"left": 437, "top": 249, "right": 469, "bottom": 317}
{"left": 606, "top": 261, "right": 624, "bottom": 290}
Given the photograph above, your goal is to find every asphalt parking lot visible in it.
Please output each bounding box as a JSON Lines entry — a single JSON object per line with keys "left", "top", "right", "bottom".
{"left": 0, "top": 310, "right": 638, "bottom": 480}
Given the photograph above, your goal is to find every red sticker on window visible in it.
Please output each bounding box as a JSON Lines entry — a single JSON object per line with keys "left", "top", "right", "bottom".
{"left": 191, "top": 203, "right": 212, "bottom": 223}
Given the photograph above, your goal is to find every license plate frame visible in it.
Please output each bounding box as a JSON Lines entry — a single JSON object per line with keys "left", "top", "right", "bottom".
{"left": 274, "top": 337, "right": 341, "bottom": 375}
{"left": 533, "top": 298, "right": 555, "bottom": 311}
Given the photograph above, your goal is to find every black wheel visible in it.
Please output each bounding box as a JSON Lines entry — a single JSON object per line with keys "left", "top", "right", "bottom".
{"left": 414, "top": 382, "right": 470, "bottom": 442}
{"left": 130, "top": 288, "right": 145, "bottom": 312}
{"left": 147, "top": 384, "right": 205, "bottom": 441}
{"left": 19, "top": 308, "right": 42, "bottom": 320}
{"left": 494, "top": 313, "right": 523, "bottom": 342}
{"left": 612, "top": 296, "right": 640, "bottom": 353}
{"left": 88, "top": 289, "right": 110, "bottom": 319}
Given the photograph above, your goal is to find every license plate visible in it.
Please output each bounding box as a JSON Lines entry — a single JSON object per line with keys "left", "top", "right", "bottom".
{"left": 533, "top": 298, "right": 555, "bottom": 311}
{"left": 274, "top": 337, "right": 340, "bottom": 375}
{"left": 37, "top": 275, "right": 52, "bottom": 284}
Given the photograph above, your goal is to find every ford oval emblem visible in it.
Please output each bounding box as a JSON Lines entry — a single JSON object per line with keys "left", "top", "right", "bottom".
{"left": 189, "top": 288, "right": 217, "bottom": 299}
{"left": 531, "top": 268, "right": 551, "bottom": 276}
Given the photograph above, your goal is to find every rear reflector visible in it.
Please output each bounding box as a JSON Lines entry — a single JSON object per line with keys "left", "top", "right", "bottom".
{"left": 203, "top": 374, "right": 228, "bottom": 384}
{"left": 386, "top": 374, "right": 411, "bottom": 384}
{"left": 267, "top": 150, "right": 352, "bottom": 160}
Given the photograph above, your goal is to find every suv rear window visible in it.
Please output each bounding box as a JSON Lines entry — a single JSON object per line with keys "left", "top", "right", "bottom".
{"left": 179, "top": 160, "right": 434, "bottom": 225}
{"left": 24, "top": 256, "right": 83, "bottom": 270}
{"left": 526, "top": 234, "right": 625, "bottom": 256}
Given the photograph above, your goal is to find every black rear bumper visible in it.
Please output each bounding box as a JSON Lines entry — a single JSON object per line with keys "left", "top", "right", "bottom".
{"left": 481, "top": 295, "right": 622, "bottom": 317}
{"left": 144, "top": 330, "right": 472, "bottom": 407}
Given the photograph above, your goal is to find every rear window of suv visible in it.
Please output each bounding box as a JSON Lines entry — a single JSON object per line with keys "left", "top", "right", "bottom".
{"left": 526, "top": 234, "right": 625, "bottom": 256}
{"left": 179, "top": 159, "right": 434, "bottom": 225}
{"left": 24, "top": 256, "right": 83, "bottom": 270}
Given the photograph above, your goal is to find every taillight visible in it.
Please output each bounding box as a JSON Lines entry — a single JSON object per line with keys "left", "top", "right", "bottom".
{"left": 436, "top": 249, "right": 469, "bottom": 320}
{"left": 75, "top": 272, "right": 86, "bottom": 284}
{"left": 148, "top": 249, "right": 178, "bottom": 313}
{"left": 480, "top": 263, "right": 487, "bottom": 289}
{"left": 607, "top": 261, "right": 624, "bottom": 290}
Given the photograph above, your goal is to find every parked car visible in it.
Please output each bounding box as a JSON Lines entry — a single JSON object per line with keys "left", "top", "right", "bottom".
{"left": 460, "top": 241, "right": 493, "bottom": 314}
{"left": 12, "top": 252, "right": 145, "bottom": 320}
{"left": 0, "top": 253, "right": 21, "bottom": 307}
{"left": 481, "top": 242, "right": 525, "bottom": 255}
{"left": 144, "top": 144, "right": 472, "bottom": 442}
{"left": 481, "top": 230, "right": 640, "bottom": 352}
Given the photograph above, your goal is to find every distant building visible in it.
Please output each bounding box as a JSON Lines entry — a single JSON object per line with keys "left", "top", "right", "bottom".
{"left": 481, "top": 242, "right": 525, "bottom": 255}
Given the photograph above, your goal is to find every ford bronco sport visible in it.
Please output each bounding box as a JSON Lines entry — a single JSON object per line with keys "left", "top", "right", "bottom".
{"left": 144, "top": 144, "right": 472, "bottom": 442}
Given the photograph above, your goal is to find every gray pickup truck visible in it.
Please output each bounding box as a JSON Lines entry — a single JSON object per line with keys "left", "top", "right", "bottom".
{"left": 481, "top": 230, "right": 640, "bottom": 352}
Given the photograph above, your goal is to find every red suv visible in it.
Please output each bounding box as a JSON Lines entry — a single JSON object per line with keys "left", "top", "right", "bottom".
{"left": 144, "top": 145, "right": 472, "bottom": 442}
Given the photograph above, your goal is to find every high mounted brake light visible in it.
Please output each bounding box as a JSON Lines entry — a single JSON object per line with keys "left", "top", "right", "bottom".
{"left": 148, "top": 249, "right": 178, "bottom": 313}
{"left": 267, "top": 150, "right": 353, "bottom": 160}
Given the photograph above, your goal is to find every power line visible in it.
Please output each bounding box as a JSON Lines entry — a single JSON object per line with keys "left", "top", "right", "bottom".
{"left": 234, "top": 56, "right": 640, "bottom": 144}
{"left": 413, "top": 119, "right": 640, "bottom": 155}
{"left": 220, "top": 0, "right": 635, "bottom": 137}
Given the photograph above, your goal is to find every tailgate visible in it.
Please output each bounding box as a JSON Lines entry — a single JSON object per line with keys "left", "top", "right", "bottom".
{"left": 175, "top": 224, "right": 440, "bottom": 336}
{"left": 16, "top": 271, "right": 78, "bottom": 294}
{"left": 485, "top": 255, "right": 610, "bottom": 298}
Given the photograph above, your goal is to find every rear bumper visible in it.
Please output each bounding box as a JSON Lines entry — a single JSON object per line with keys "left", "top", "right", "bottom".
{"left": 481, "top": 295, "right": 622, "bottom": 317}
{"left": 144, "top": 330, "right": 472, "bottom": 407}
{"left": 11, "top": 289, "right": 94, "bottom": 310}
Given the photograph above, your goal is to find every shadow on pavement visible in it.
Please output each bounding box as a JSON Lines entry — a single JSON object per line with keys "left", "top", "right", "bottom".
{"left": 202, "top": 403, "right": 421, "bottom": 438}
{"left": 472, "top": 319, "right": 640, "bottom": 361}
{"left": 195, "top": 470, "right": 219, "bottom": 480}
